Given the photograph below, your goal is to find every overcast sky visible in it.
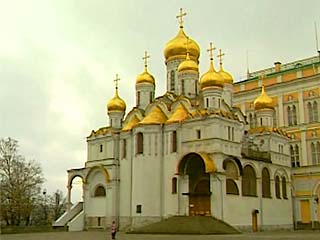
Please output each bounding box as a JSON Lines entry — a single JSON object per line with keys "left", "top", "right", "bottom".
{"left": 1, "top": 0, "right": 320, "bottom": 201}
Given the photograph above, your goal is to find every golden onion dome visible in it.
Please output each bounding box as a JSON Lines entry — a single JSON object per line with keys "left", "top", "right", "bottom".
{"left": 200, "top": 61, "right": 224, "bottom": 89}
{"left": 107, "top": 89, "right": 126, "bottom": 112}
{"left": 218, "top": 66, "right": 233, "bottom": 84}
{"left": 177, "top": 52, "right": 199, "bottom": 72}
{"left": 164, "top": 27, "right": 200, "bottom": 62}
{"left": 253, "top": 85, "right": 274, "bottom": 110}
{"left": 136, "top": 68, "right": 155, "bottom": 85}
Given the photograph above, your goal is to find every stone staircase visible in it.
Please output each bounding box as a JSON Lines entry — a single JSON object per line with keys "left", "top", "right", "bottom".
{"left": 128, "top": 216, "right": 240, "bottom": 234}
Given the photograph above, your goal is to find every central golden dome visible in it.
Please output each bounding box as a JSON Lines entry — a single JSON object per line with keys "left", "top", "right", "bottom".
{"left": 177, "top": 52, "right": 199, "bottom": 72}
{"left": 164, "top": 27, "right": 200, "bottom": 63}
{"left": 136, "top": 69, "right": 155, "bottom": 85}
{"left": 200, "top": 61, "right": 224, "bottom": 89}
{"left": 254, "top": 85, "right": 274, "bottom": 110}
{"left": 107, "top": 89, "right": 126, "bottom": 112}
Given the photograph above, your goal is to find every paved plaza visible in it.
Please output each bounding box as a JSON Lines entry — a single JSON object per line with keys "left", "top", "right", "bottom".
{"left": 1, "top": 230, "right": 320, "bottom": 240}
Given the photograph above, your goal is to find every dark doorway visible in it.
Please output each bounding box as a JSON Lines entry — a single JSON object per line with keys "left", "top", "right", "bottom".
{"left": 180, "top": 153, "right": 211, "bottom": 216}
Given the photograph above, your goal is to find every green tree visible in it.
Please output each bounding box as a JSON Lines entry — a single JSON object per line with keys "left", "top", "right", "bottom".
{"left": 0, "top": 137, "right": 44, "bottom": 226}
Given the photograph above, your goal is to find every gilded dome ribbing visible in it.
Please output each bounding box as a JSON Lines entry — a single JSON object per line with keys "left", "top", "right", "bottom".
{"left": 164, "top": 28, "right": 200, "bottom": 62}
{"left": 200, "top": 61, "right": 224, "bottom": 89}
{"left": 107, "top": 89, "right": 126, "bottom": 112}
{"left": 253, "top": 85, "right": 274, "bottom": 110}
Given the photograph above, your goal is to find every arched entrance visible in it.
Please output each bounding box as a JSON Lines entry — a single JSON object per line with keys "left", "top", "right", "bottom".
{"left": 178, "top": 153, "right": 213, "bottom": 216}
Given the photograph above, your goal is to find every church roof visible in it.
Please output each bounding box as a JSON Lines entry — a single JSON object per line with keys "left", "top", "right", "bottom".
{"left": 87, "top": 127, "right": 112, "bottom": 138}
{"left": 166, "top": 103, "right": 191, "bottom": 124}
{"left": 139, "top": 106, "right": 168, "bottom": 125}
{"left": 248, "top": 126, "right": 290, "bottom": 138}
{"left": 122, "top": 115, "right": 140, "bottom": 131}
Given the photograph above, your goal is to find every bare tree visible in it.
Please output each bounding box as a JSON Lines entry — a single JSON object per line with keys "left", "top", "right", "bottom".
{"left": 0, "top": 137, "right": 44, "bottom": 226}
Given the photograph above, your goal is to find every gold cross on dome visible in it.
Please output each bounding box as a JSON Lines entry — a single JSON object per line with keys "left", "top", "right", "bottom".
{"left": 142, "top": 51, "right": 150, "bottom": 68}
{"left": 176, "top": 8, "right": 187, "bottom": 28}
{"left": 217, "top": 49, "right": 225, "bottom": 65}
{"left": 207, "top": 42, "right": 216, "bottom": 60}
{"left": 114, "top": 74, "right": 120, "bottom": 89}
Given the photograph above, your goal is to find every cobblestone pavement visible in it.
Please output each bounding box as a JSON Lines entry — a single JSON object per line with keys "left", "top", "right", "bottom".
{"left": 1, "top": 230, "right": 320, "bottom": 240}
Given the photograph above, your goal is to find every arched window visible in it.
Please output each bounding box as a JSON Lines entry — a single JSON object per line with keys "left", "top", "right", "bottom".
{"left": 295, "top": 145, "right": 300, "bottom": 167}
{"left": 273, "top": 109, "right": 277, "bottom": 127}
{"left": 282, "top": 176, "right": 287, "bottom": 199}
{"left": 150, "top": 92, "right": 153, "bottom": 104}
{"left": 181, "top": 79, "right": 185, "bottom": 95}
{"left": 308, "top": 102, "right": 313, "bottom": 122}
{"left": 292, "top": 105, "right": 297, "bottom": 125}
{"left": 262, "top": 168, "right": 271, "bottom": 198}
{"left": 172, "top": 131, "right": 177, "bottom": 153}
{"left": 249, "top": 113, "right": 254, "bottom": 128}
{"left": 290, "top": 145, "right": 295, "bottom": 166}
{"left": 290, "top": 144, "right": 300, "bottom": 167}
{"left": 136, "top": 132, "right": 143, "bottom": 154}
{"left": 287, "top": 106, "right": 292, "bottom": 126}
{"left": 313, "top": 142, "right": 320, "bottom": 165}
{"left": 122, "top": 139, "right": 127, "bottom": 159}
{"left": 137, "top": 91, "right": 141, "bottom": 106}
{"left": 226, "top": 179, "right": 239, "bottom": 195}
{"left": 206, "top": 98, "right": 209, "bottom": 108}
{"left": 94, "top": 186, "right": 106, "bottom": 197}
{"left": 172, "top": 177, "right": 177, "bottom": 194}
{"left": 313, "top": 101, "right": 318, "bottom": 122}
{"left": 225, "top": 161, "right": 239, "bottom": 195}
{"left": 170, "top": 70, "right": 175, "bottom": 91}
{"left": 242, "top": 165, "right": 257, "bottom": 197}
{"left": 275, "top": 175, "right": 281, "bottom": 199}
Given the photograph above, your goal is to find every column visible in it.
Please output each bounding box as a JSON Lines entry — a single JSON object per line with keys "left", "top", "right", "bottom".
{"left": 211, "top": 173, "right": 225, "bottom": 220}
{"left": 67, "top": 185, "right": 72, "bottom": 211}
{"left": 301, "top": 129, "right": 308, "bottom": 166}
{"left": 278, "top": 95, "right": 284, "bottom": 127}
{"left": 298, "top": 90, "right": 305, "bottom": 124}
{"left": 178, "top": 175, "right": 189, "bottom": 215}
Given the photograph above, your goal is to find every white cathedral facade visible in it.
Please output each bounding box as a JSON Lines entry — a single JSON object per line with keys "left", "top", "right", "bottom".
{"left": 58, "top": 9, "right": 293, "bottom": 232}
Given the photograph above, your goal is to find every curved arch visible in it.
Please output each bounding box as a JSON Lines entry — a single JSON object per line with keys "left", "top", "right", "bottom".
{"left": 242, "top": 162, "right": 259, "bottom": 177}
{"left": 242, "top": 164, "right": 257, "bottom": 196}
{"left": 275, "top": 175, "right": 281, "bottom": 199}
{"left": 94, "top": 184, "right": 106, "bottom": 197}
{"left": 274, "top": 168, "right": 289, "bottom": 182}
{"left": 223, "top": 157, "right": 243, "bottom": 176}
{"left": 67, "top": 172, "right": 85, "bottom": 188}
{"left": 312, "top": 180, "right": 320, "bottom": 195}
{"left": 176, "top": 152, "right": 216, "bottom": 174}
{"left": 85, "top": 165, "right": 110, "bottom": 184}
{"left": 262, "top": 167, "right": 271, "bottom": 198}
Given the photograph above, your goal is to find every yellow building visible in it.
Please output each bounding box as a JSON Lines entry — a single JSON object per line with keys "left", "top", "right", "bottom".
{"left": 233, "top": 55, "right": 320, "bottom": 228}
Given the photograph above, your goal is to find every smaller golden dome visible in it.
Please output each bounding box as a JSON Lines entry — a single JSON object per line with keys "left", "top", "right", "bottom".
{"left": 253, "top": 85, "right": 274, "bottom": 110}
{"left": 219, "top": 66, "right": 233, "bottom": 84}
{"left": 107, "top": 89, "right": 126, "bottom": 112}
{"left": 136, "top": 68, "right": 155, "bottom": 85}
{"left": 200, "top": 61, "right": 224, "bottom": 89}
{"left": 177, "top": 52, "right": 199, "bottom": 72}
{"left": 164, "top": 28, "right": 200, "bottom": 62}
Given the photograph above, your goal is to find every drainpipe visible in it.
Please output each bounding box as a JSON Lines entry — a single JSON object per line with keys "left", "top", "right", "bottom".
{"left": 130, "top": 131, "right": 134, "bottom": 227}
{"left": 160, "top": 125, "right": 165, "bottom": 219}
{"left": 309, "top": 172, "right": 314, "bottom": 229}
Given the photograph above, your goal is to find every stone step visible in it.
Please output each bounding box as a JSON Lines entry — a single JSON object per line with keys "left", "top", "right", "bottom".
{"left": 128, "top": 216, "right": 240, "bottom": 234}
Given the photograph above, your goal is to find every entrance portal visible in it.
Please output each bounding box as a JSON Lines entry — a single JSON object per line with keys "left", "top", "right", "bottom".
{"left": 179, "top": 153, "right": 211, "bottom": 216}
